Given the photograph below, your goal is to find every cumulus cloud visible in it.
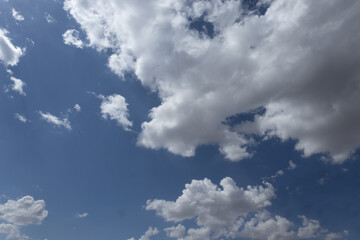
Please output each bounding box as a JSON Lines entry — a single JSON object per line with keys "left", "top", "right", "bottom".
{"left": 99, "top": 94, "right": 132, "bottom": 131}
{"left": 74, "top": 104, "right": 81, "bottom": 112}
{"left": 0, "top": 29, "right": 23, "bottom": 66}
{"left": 65, "top": 0, "right": 360, "bottom": 163}
{"left": 145, "top": 177, "right": 346, "bottom": 240}
{"left": 128, "top": 227, "right": 159, "bottom": 240}
{"left": 62, "top": 29, "right": 84, "bottom": 48}
{"left": 14, "top": 113, "right": 27, "bottom": 123}
{"left": 11, "top": 9, "right": 24, "bottom": 22}
{"left": 0, "top": 196, "right": 48, "bottom": 239}
{"left": 9, "top": 77, "right": 26, "bottom": 96}
{"left": 39, "top": 111, "right": 71, "bottom": 130}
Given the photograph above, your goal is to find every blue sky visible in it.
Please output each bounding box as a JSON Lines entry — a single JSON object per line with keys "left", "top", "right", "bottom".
{"left": 0, "top": 0, "right": 360, "bottom": 240}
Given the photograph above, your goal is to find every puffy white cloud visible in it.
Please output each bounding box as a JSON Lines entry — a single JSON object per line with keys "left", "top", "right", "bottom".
{"left": 74, "top": 104, "right": 81, "bottom": 112}
{"left": 11, "top": 9, "right": 24, "bottom": 22}
{"left": 0, "top": 223, "right": 23, "bottom": 240}
{"left": 10, "top": 77, "right": 26, "bottom": 96}
{"left": 14, "top": 113, "right": 27, "bottom": 123}
{"left": 64, "top": 0, "right": 360, "bottom": 163}
{"left": 39, "top": 111, "right": 71, "bottom": 130}
{"left": 0, "top": 29, "right": 23, "bottom": 66}
{"left": 100, "top": 94, "right": 133, "bottom": 131}
{"left": 145, "top": 177, "right": 347, "bottom": 240}
{"left": 0, "top": 196, "right": 48, "bottom": 240}
{"left": 0, "top": 196, "right": 48, "bottom": 226}
{"left": 62, "top": 29, "right": 84, "bottom": 48}
{"left": 147, "top": 177, "right": 275, "bottom": 239}
{"left": 128, "top": 227, "right": 159, "bottom": 240}
{"left": 164, "top": 224, "right": 186, "bottom": 239}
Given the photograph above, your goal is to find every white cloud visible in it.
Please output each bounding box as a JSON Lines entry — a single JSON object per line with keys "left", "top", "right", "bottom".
{"left": 76, "top": 212, "right": 88, "bottom": 218}
{"left": 0, "top": 223, "right": 23, "bottom": 240}
{"left": 39, "top": 111, "right": 71, "bottom": 130}
{"left": 11, "top": 9, "right": 24, "bottom": 22}
{"left": 64, "top": 0, "right": 360, "bottom": 163}
{"left": 164, "top": 224, "right": 186, "bottom": 239}
{"left": 10, "top": 77, "right": 26, "bottom": 96}
{"left": 0, "top": 29, "right": 23, "bottom": 66}
{"left": 62, "top": 29, "right": 84, "bottom": 48}
{"left": 145, "top": 177, "right": 347, "bottom": 240}
{"left": 288, "top": 160, "right": 297, "bottom": 170}
{"left": 100, "top": 94, "right": 132, "bottom": 131}
{"left": 0, "top": 196, "right": 48, "bottom": 240}
{"left": 44, "top": 13, "right": 55, "bottom": 23}
{"left": 128, "top": 227, "right": 159, "bottom": 240}
{"left": 74, "top": 104, "right": 81, "bottom": 112}
{"left": 14, "top": 113, "right": 27, "bottom": 123}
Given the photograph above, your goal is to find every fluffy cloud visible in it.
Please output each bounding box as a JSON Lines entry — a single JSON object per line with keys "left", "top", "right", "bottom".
{"left": 100, "top": 94, "right": 133, "bottom": 131}
{"left": 0, "top": 196, "right": 48, "bottom": 239}
{"left": 62, "top": 29, "right": 84, "bottom": 48}
{"left": 145, "top": 177, "right": 346, "bottom": 240}
{"left": 128, "top": 227, "right": 159, "bottom": 240}
{"left": 10, "top": 77, "right": 26, "bottom": 96}
{"left": 0, "top": 29, "right": 23, "bottom": 66}
{"left": 11, "top": 9, "right": 24, "bottom": 22}
{"left": 74, "top": 104, "right": 81, "bottom": 112}
{"left": 39, "top": 111, "right": 71, "bottom": 130}
{"left": 64, "top": 0, "right": 360, "bottom": 163}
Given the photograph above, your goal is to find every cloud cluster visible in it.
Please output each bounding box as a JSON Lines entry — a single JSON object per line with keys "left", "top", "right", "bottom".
{"left": 11, "top": 9, "right": 24, "bottom": 22}
{"left": 39, "top": 111, "right": 71, "bottom": 130}
{"left": 0, "top": 196, "right": 48, "bottom": 239}
{"left": 62, "top": 29, "right": 84, "bottom": 48}
{"left": 0, "top": 29, "right": 23, "bottom": 66}
{"left": 146, "top": 177, "right": 347, "bottom": 240}
{"left": 99, "top": 94, "right": 133, "bottom": 131}
{"left": 64, "top": 0, "right": 360, "bottom": 163}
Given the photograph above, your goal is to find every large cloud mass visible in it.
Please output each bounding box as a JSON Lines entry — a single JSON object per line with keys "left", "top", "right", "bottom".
{"left": 64, "top": 0, "right": 360, "bottom": 163}
{"left": 145, "top": 177, "right": 347, "bottom": 240}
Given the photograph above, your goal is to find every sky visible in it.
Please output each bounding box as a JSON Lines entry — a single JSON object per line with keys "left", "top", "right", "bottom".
{"left": 0, "top": 0, "right": 360, "bottom": 239}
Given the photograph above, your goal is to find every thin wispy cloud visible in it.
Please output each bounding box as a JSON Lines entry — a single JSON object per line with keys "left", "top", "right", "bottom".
{"left": 39, "top": 111, "right": 71, "bottom": 130}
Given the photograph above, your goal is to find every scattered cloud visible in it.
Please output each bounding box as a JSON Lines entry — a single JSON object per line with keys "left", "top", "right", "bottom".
{"left": 14, "top": 113, "right": 27, "bottom": 123}
{"left": 44, "top": 13, "right": 55, "bottom": 23}
{"left": 0, "top": 29, "right": 23, "bottom": 66}
{"left": 76, "top": 212, "right": 88, "bottom": 218}
{"left": 0, "top": 196, "right": 48, "bottom": 239}
{"left": 73, "top": 104, "right": 81, "bottom": 112}
{"left": 62, "top": 29, "right": 84, "bottom": 48}
{"left": 145, "top": 177, "right": 347, "bottom": 240}
{"left": 11, "top": 9, "right": 24, "bottom": 22}
{"left": 128, "top": 227, "right": 159, "bottom": 240}
{"left": 99, "top": 94, "right": 132, "bottom": 131}
{"left": 288, "top": 160, "right": 297, "bottom": 170}
{"left": 39, "top": 111, "right": 71, "bottom": 130}
{"left": 9, "top": 76, "right": 26, "bottom": 96}
{"left": 65, "top": 0, "right": 360, "bottom": 163}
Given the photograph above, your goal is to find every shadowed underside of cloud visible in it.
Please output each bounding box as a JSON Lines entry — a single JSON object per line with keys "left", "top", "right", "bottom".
{"left": 145, "top": 177, "right": 347, "bottom": 240}
{"left": 64, "top": 0, "right": 360, "bottom": 163}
